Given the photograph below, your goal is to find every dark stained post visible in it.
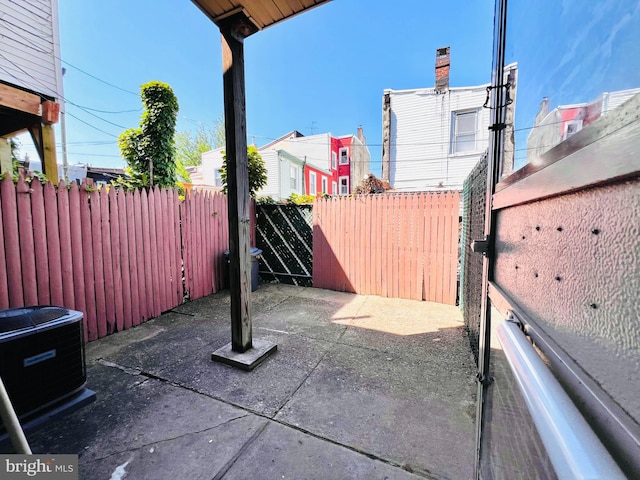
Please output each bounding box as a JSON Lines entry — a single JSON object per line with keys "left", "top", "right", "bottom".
{"left": 222, "top": 27, "right": 252, "bottom": 353}
{"left": 211, "top": 14, "right": 276, "bottom": 370}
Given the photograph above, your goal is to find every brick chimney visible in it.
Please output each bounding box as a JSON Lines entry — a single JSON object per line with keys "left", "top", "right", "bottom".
{"left": 435, "top": 46, "right": 450, "bottom": 90}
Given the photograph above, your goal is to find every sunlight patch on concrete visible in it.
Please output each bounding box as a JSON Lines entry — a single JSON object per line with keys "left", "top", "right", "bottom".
{"left": 329, "top": 295, "right": 463, "bottom": 336}
{"left": 332, "top": 316, "right": 443, "bottom": 336}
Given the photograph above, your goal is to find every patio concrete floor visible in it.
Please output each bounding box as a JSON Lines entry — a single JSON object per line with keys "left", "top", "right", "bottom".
{"left": 28, "top": 284, "right": 477, "bottom": 480}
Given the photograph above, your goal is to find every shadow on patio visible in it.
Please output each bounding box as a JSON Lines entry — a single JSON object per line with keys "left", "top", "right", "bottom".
{"left": 28, "top": 284, "right": 476, "bottom": 480}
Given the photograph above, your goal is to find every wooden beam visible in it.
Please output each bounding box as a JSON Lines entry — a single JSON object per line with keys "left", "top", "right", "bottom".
{"left": 0, "top": 83, "right": 40, "bottom": 116}
{"left": 221, "top": 27, "right": 252, "bottom": 353}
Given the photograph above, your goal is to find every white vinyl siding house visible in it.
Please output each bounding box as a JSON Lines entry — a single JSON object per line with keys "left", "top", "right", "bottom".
{"left": 0, "top": 0, "right": 63, "bottom": 99}
{"left": 278, "top": 151, "right": 304, "bottom": 199}
{"left": 200, "top": 147, "right": 304, "bottom": 200}
{"left": 200, "top": 148, "right": 225, "bottom": 191}
{"left": 264, "top": 133, "right": 332, "bottom": 172}
{"left": 383, "top": 85, "right": 491, "bottom": 191}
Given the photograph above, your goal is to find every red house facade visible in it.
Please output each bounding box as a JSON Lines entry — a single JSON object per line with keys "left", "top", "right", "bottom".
{"left": 304, "top": 163, "right": 333, "bottom": 195}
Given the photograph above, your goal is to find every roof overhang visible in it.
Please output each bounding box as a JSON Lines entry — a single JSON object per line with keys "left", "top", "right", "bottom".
{"left": 191, "top": 0, "right": 331, "bottom": 35}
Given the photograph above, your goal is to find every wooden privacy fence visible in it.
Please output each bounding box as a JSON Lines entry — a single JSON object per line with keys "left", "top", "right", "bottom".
{"left": 182, "top": 190, "right": 229, "bottom": 300}
{"left": 313, "top": 192, "right": 460, "bottom": 305}
{"left": 0, "top": 176, "right": 230, "bottom": 342}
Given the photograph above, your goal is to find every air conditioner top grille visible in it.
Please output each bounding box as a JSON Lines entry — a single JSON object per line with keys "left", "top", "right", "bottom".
{"left": 0, "top": 307, "right": 70, "bottom": 333}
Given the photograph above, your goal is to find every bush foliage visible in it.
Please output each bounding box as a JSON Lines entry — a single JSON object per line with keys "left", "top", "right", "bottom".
{"left": 118, "top": 81, "right": 179, "bottom": 188}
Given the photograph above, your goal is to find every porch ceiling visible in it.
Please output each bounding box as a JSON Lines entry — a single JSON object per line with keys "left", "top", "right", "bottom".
{"left": 191, "top": 0, "right": 331, "bottom": 31}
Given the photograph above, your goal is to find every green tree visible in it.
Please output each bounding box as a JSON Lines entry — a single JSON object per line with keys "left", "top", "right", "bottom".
{"left": 174, "top": 114, "right": 225, "bottom": 168}
{"left": 220, "top": 145, "right": 267, "bottom": 198}
{"left": 118, "top": 81, "right": 179, "bottom": 188}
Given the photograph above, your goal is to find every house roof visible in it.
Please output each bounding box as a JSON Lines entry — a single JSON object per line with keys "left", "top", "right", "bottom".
{"left": 191, "top": 0, "right": 331, "bottom": 32}
{"left": 259, "top": 130, "right": 305, "bottom": 150}
{"left": 276, "top": 149, "right": 305, "bottom": 166}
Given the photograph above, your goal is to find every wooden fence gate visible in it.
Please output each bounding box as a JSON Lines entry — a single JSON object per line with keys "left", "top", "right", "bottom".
{"left": 255, "top": 204, "right": 312, "bottom": 286}
{"left": 313, "top": 192, "right": 460, "bottom": 305}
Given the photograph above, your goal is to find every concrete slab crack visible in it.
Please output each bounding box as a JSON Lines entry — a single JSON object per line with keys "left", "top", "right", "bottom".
{"left": 84, "top": 415, "right": 251, "bottom": 464}
{"left": 211, "top": 420, "right": 269, "bottom": 480}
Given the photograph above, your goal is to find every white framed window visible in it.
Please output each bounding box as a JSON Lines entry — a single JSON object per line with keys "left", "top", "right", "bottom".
{"left": 321, "top": 177, "right": 328, "bottom": 194}
{"left": 332, "top": 181, "right": 337, "bottom": 195}
{"left": 339, "top": 176, "right": 349, "bottom": 195}
{"left": 290, "top": 164, "right": 299, "bottom": 190}
{"left": 215, "top": 169, "right": 222, "bottom": 187}
{"left": 309, "top": 171, "right": 317, "bottom": 195}
{"left": 331, "top": 151, "right": 337, "bottom": 170}
{"left": 339, "top": 147, "right": 349, "bottom": 165}
{"left": 563, "top": 120, "right": 583, "bottom": 140}
{"left": 451, "top": 110, "right": 477, "bottom": 153}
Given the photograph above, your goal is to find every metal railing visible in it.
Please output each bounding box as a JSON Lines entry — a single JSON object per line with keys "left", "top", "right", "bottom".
{"left": 496, "top": 317, "right": 625, "bottom": 479}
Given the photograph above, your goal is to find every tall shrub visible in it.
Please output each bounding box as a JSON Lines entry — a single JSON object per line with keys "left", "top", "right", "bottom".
{"left": 119, "top": 81, "right": 179, "bottom": 188}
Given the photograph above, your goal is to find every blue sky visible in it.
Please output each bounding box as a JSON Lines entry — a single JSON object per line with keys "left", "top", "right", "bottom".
{"left": 18, "top": 0, "right": 495, "bottom": 176}
{"left": 506, "top": 0, "right": 640, "bottom": 168}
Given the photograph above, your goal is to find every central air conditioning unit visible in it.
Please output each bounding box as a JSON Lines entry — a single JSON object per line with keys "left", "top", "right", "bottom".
{"left": 0, "top": 306, "right": 95, "bottom": 449}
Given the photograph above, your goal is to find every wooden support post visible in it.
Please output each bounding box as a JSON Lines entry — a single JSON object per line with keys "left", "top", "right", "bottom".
{"left": 28, "top": 123, "right": 58, "bottom": 183}
{"left": 211, "top": 13, "right": 276, "bottom": 371}
{"left": 0, "top": 138, "right": 11, "bottom": 175}
{"left": 222, "top": 28, "right": 252, "bottom": 353}
{"left": 42, "top": 123, "right": 58, "bottom": 183}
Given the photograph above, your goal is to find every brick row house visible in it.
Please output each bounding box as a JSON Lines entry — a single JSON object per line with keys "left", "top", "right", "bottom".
{"left": 198, "top": 127, "right": 370, "bottom": 200}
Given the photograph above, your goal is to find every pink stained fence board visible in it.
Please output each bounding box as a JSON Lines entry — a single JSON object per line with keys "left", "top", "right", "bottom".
{"left": 108, "top": 188, "right": 124, "bottom": 332}
{"left": 173, "top": 190, "right": 182, "bottom": 304}
{"left": 147, "top": 187, "right": 161, "bottom": 317}
{"left": 161, "top": 189, "right": 172, "bottom": 313}
{"left": 80, "top": 185, "right": 98, "bottom": 341}
{"left": 1, "top": 176, "right": 23, "bottom": 307}
{"left": 0, "top": 183, "right": 8, "bottom": 310}
{"left": 57, "top": 182, "right": 75, "bottom": 308}
{"left": 90, "top": 188, "right": 107, "bottom": 338}
{"left": 30, "top": 181, "right": 50, "bottom": 305}
{"left": 117, "top": 189, "right": 133, "bottom": 330}
{"left": 134, "top": 189, "right": 149, "bottom": 324}
{"left": 194, "top": 190, "right": 204, "bottom": 299}
{"left": 45, "top": 181, "right": 64, "bottom": 307}
{"left": 140, "top": 188, "right": 154, "bottom": 320}
{"left": 68, "top": 183, "right": 88, "bottom": 341}
{"left": 127, "top": 191, "right": 141, "bottom": 327}
{"left": 154, "top": 189, "right": 165, "bottom": 312}
{"left": 16, "top": 177, "right": 37, "bottom": 306}
{"left": 181, "top": 193, "right": 190, "bottom": 298}
{"left": 205, "top": 192, "right": 214, "bottom": 297}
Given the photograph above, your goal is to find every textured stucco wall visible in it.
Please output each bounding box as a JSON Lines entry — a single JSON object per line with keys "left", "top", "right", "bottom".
{"left": 493, "top": 177, "right": 640, "bottom": 424}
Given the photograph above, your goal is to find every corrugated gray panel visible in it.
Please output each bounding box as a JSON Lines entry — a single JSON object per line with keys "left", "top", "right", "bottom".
{"left": 494, "top": 177, "right": 640, "bottom": 424}
{"left": 0, "top": 0, "right": 59, "bottom": 98}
